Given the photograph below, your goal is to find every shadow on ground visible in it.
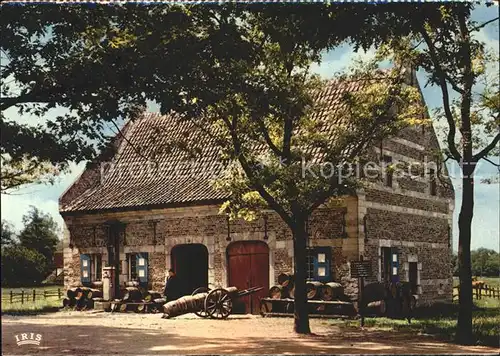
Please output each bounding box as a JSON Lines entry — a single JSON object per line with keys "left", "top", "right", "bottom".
{"left": 2, "top": 320, "right": 498, "bottom": 355}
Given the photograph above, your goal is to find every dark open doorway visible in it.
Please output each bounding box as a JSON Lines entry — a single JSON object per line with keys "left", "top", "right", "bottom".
{"left": 171, "top": 244, "right": 209, "bottom": 296}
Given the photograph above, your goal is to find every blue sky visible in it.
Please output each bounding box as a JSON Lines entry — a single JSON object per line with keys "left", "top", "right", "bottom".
{"left": 1, "top": 6, "right": 499, "bottom": 252}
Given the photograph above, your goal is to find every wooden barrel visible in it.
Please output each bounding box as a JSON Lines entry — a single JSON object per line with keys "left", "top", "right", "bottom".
{"left": 86, "top": 288, "right": 102, "bottom": 299}
{"left": 75, "top": 287, "right": 90, "bottom": 300}
{"left": 123, "top": 287, "right": 142, "bottom": 302}
{"left": 126, "top": 280, "right": 140, "bottom": 287}
{"left": 75, "top": 298, "right": 87, "bottom": 310}
{"left": 163, "top": 293, "right": 208, "bottom": 317}
{"left": 277, "top": 273, "right": 294, "bottom": 287}
{"left": 306, "top": 281, "right": 323, "bottom": 299}
{"left": 136, "top": 303, "right": 146, "bottom": 313}
{"left": 66, "top": 287, "right": 80, "bottom": 299}
{"left": 144, "top": 291, "right": 162, "bottom": 302}
{"left": 269, "top": 285, "right": 284, "bottom": 299}
{"left": 86, "top": 298, "right": 95, "bottom": 309}
{"left": 321, "top": 282, "right": 343, "bottom": 301}
{"left": 365, "top": 300, "right": 386, "bottom": 316}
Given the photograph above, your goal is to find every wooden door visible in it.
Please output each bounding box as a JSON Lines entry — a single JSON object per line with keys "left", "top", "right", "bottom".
{"left": 227, "top": 241, "right": 269, "bottom": 314}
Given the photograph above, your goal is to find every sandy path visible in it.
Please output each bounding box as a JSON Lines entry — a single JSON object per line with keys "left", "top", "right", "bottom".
{"left": 1, "top": 311, "right": 498, "bottom": 355}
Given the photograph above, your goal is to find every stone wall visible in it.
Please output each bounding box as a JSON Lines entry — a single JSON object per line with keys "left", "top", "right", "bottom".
{"left": 62, "top": 197, "right": 359, "bottom": 294}
{"left": 357, "top": 119, "right": 454, "bottom": 305}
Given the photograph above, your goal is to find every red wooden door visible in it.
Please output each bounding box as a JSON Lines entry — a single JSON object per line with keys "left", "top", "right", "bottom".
{"left": 227, "top": 241, "right": 269, "bottom": 314}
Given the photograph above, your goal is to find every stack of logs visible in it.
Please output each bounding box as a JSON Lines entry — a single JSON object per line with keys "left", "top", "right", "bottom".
{"left": 269, "top": 273, "right": 347, "bottom": 301}
{"left": 63, "top": 287, "right": 103, "bottom": 311}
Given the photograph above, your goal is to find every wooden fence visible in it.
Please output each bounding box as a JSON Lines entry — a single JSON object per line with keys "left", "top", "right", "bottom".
{"left": 1, "top": 289, "right": 63, "bottom": 304}
{"left": 453, "top": 285, "right": 500, "bottom": 300}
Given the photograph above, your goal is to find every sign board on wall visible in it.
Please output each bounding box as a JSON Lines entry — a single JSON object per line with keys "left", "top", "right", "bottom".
{"left": 350, "top": 261, "right": 373, "bottom": 278}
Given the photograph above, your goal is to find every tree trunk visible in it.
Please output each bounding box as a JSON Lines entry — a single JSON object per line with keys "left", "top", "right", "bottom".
{"left": 456, "top": 168, "right": 474, "bottom": 345}
{"left": 292, "top": 220, "right": 311, "bottom": 334}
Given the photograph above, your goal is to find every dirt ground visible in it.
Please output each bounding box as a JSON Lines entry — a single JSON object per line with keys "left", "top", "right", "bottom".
{"left": 1, "top": 311, "right": 498, "bottom": 355}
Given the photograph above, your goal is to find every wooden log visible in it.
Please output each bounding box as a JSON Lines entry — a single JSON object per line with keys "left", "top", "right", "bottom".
{"left": 321, "top": 282, "right": 344, "bottom": 301}
{"left": 269, "top": 285, "right": 285, "bottom": 299}
{"left": 123, "top": 287, "right": 142, "bottom": 302}
{"left": 163, "top": 293, "right": 208, "bottom": 318}
{"left": 306, "top": 281, "right": 323, "bottom": 300}
{"left": 277, "top": 273, "right": 294, "bottom": 288}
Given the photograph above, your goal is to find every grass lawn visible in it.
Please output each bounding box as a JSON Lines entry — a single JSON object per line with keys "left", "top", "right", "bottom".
{"left": 1, "top": 285, "right": 64, "bottom": 315}
{"left": 333, "top": 299, "right": 500, "bottom": 348}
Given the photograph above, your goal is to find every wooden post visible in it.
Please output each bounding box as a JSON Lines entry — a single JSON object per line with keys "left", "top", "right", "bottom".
{"left": 359, "top": 255, "right": 365, "bottom": 328}
{"left": 44, "top": 290, "right": 47, "bottom": 299}
{"left": 58, "top": 288, "right": 61, "bottom": 299}
{"left": 10, "top": 290, "right": 13, "bottom": 304}
{"left": 33, "top": 289, "right": 36, "bottom": 302}
{"left": 21, "top": 290, "right": 24, "bottom": 304}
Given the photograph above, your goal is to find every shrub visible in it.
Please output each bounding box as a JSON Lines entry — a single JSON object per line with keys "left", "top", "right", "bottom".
{"left": 1, "top": 245, "right": 48, "bottom": 287}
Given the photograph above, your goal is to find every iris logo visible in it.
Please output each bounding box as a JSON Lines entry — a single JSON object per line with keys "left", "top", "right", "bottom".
{"left": 14, "top": 333, "right": 42, "bottom": 346}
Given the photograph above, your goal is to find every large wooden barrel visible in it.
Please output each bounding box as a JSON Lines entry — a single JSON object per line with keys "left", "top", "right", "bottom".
{"left": 306, "top": 281, "right": 323, "bottom": 299}
{"left": 321, "top": 282, "right": 344, "bottom": 301}
{"left": 62, "top": 298, "right": 71, "bottom": 308}
{"left": 86, "top": 288, "right": 102, "bottom": 299}
{"left": 365, "top": 300, "right": 386, "bottom": 316}
{"left": 144, "top": 291, "right": 162, "bottom": 303}
{"left": 75, "top": 287, "right": 91, "bottom": 300}
{"left": 269, "top": 285, "right": 284, "bottom": 299}
{"left": 277, "top": 273, "right": 294, "bottom": 288}
{"left": 163, "top": 293, "right": 208, "bottom": 318}
{"left": 126, "top": 280, "right": 140, "bottom": 287}
{"left": 66, "top": 287, "right": 81, "bottom": 300}
{"left": 123, "top": 287, "right": 142, "bottom": 302}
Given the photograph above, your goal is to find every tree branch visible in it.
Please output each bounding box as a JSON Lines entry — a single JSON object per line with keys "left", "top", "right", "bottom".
{"left": 420, "top": 27, "right": 462, "bottom": 161}
{"left": 223, "top": 114, "right": 294, "bottom": 227}
{"left": 471, "top": 17, "right": 499, "bottom": 32}
{"left": 481, "top": 156, "right": 500, "bottom": 168}
{"left": 473, "top": 132, "right": 500, "bottom": 161}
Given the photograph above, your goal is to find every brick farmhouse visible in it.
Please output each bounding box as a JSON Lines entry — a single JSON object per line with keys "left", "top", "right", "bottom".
{"left": 60, "top": 70, "right": 454, "bottom": 313}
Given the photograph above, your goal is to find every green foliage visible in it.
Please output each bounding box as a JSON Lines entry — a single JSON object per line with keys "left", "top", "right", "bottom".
{"left": 471, "top": 248, "right": 500, "bottom": 277}
{"left": 18, "top": 206, "right": 59, "bottom": 263}
{"left": 1, "top": 208, "right": 60, "bottom": 287}
{"left": 1, "top": 219, "right": 16, "bottom": 246}
{"left": 1, "top": 245, "right": 48, "bottom": 287}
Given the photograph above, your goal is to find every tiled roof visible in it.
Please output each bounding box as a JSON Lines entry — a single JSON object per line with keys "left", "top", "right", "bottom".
{"left": 59, "top": 78, "right": 376, "bottom": 213}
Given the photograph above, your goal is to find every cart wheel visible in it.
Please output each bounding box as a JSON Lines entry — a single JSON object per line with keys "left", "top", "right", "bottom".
{"left": 192, "top": 287, "right": 211, "bottom": 318}
{"left": 205, "top": 288, "right": 232, "bottom": 319}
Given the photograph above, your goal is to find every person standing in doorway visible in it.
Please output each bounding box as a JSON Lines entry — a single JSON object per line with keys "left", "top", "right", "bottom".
{"left": 163, "top": 269, "right": 182, "bottom": 302}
